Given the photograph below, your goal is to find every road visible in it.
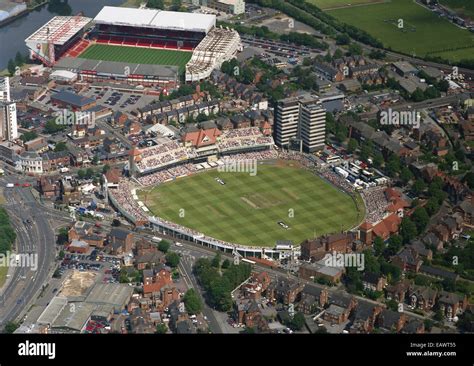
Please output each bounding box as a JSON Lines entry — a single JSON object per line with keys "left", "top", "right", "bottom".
{"left": 0, "top": 179, "right": 57, "bottom": 329}
{"left": 178, "top": 253, "right": 223, "bottom": 333}
{"left": 96, "top": 119, "right": 132, "bottom": 149}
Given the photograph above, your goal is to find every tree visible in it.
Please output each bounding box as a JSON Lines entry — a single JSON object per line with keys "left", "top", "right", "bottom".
{"left": 19, "top": 131, "right": 38, "bottom": 143}
{"left": 3, "top": 321, "right": 19, "bottom": 333}
{"left": 92, "top": 155, "right": 99, "bottom": 165}
{"left": 165, "top": 252, "right": 180, "bottom": 268}
{"left": 183, "top": 289, "right": 202, "bottom": 315}
{"left": 400, "top": 166, "right": 414, "bottom": 185}
{"left": 58, "top": 250, "right": 65, "bottom": 260}
{"left": 373, "top": 236, "right": 385, "bottom": 256}
{"left": 53, "top": 268, "right": 62, "bottom": 278}
{"left": 57, "top": 227, "right": 69, "bottom": 245}
{"left": 102, "top": 164, "right": 111, "bottom": 174}
{"left": 373, "top": 152, "right": 384, "bottom": 169}
{"left": 15, "top": 51, "right": 25, "bottom": 66}
{"left": 171, "top": 0, "right": 181, "bottom": 11}
{"left": 54, "top": 141, "right": 67, "bottom": 152}
{"left": 147, "top": 0, "right": 164, "bottom": 9}
{"left": 333, "top": 48, "right": 344, "bottom": 59}
{"left": 112, "top": 219, "right": 121, "bottom": 227}
{"left": 44, "top": 119, "right": 66, "bottom": 134}
{"left": 347, "top": 138, "right": 358, "bottom": 153}
{"left": 413, "top": 179, "right": 426, "bottom": 195}
{"left": 158, "top": 240, "right": 171, "bottom": 253}
{"left": 400, "top": 217, "right": 418, "bottom": 243}
{"left": 156, "top": 323, "right": 168, "bottom": 334}
{"left": 411, "top": 88, "right": 426, "bottom": 102}
{"left": 85, "top": 168, "right": 94, "bottom": 179}
{"left": 386, "top": 299, "right": 399, "bottom": 312}
{"left": 77, "top": 169, "right": 86, "bottom": 179}
{"left": 288, "top": 312, "right": 305, "bottom": 331}
{"left": 335, "top": 34, "right": 350, "bottom": 45}
{"left": 347, "top": 43, "right": 362, "bottom": 56}
{"left": 463, "top": 172, "right": 474, "bottom": 190}
{"left": 380, "top": 262, "right": 401, "bottom": 283}
{"left": 387, "top": 235, "right": 403, "bottom": 255}
{"left": 211, "top": 252, "right": 221, "bottom": 268}
{"left": 425, "top": 197, "right": 440, "bottom": 216}
{"left": 222, "top": 258, "right": 230, "bottom": 269}
{"left": 433, "top": 307, "right": 444, "bottom": 321}
{"left": 386, "top": 154, "right": 401, "bottom": 177}
{"left": 424, "top": 319, "right": 434, "bottom": 331}
{"left": 412, "top": 207, "right": 430, "bottom": 234}
{"left": 119, "top": 269, "right": 129, "bottom": 283}
{"left": 7, "top": 59, "right": 15, "bottom": 76}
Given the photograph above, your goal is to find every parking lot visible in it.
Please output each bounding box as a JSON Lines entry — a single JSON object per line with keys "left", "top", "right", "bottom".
{"left": 81, "top": 88, "right": 158, "bottom": 114}
{"left": 58, "top": 250, "right": 122, "bottom": 284}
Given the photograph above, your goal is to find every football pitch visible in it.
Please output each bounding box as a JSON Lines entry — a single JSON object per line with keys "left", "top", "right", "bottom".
{"left": 139, "top": 163, "right": 364, "bottom": 247}
{"left": 326, "top": 0, "right": 474, "bottom": 61}
{"left": 79, "top": 44, "right": 192, "bottom": 74}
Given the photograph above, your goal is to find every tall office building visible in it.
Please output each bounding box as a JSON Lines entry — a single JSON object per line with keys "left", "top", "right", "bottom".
{"left": 274, "top": 97, "right": 301, "bottom": 147}
{"left": 299, "top": 99, "right": 326, "bottom": 152}
{"left": 274, "top": 95, "right": 326, "bottom": 152}
{"left": 0, "top": 101, "right": 18, "bottom": 141}
{"left": 0, "top": 77, "right": 11, "bottom": 102}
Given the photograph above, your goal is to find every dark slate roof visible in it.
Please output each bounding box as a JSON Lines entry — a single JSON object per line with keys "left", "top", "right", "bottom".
{"left": 419, "top": 265, "right": 458, "bottom": 281}
{"left": 353, "top": 301, "right": 376, "bottom": 321}
{"left": 328, "top": 292, "right": 352, "bottom": 308}
{"left": 109, "top": 228, "right": 131, "bottom": 240}
{"left": 378, "top": 309, "right": 401, "bottom": 329}
{"left": 362, "top": 272, "right": 380, "bottom": 285}
{"left": 52, "top": 89, "right": 95, "bottom": 107}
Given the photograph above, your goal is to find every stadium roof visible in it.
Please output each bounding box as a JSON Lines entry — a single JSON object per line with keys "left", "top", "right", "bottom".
{"left": 25, "top": 16, "right": 92, "bottom": 46}
{"left": 54, "top": 57, "right": 179, "bottom": 80}
{"left": 94, "top": 6, "right": 216, "bottom": 33}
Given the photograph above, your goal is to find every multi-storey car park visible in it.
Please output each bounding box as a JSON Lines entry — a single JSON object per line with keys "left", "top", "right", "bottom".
{"left": 25, "top": 6, "right": 242, "bottom": 85}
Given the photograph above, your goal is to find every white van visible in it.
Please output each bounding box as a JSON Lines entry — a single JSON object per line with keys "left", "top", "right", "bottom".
{"left": 151, "top": 236, "right": 162, "bottom": 243}
{"left": 175, "top": 242, "right": 183, "bottom": 247}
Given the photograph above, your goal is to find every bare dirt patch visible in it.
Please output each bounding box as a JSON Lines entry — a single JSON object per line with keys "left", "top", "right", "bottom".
{"left": 60, "top": 270, "right": 97, "bottom": 297}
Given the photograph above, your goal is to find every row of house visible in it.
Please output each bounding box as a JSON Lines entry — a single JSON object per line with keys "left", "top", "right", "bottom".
{"left": 386, "top": 280, "right": 468, "bottom": 319}
{"left": 234, "top": 274, "right": 427, "bottom": 333}
{"left": 68, "top": 221, "right": 134, "bottom": 255}
{"left": 210, "top": 70, "right": 269, "bottom": 111}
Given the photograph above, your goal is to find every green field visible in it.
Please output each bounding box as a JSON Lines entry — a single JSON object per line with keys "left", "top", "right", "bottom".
{"left": 0, "top": 265, "right": 7, "bottom": 288}
{"left": 440, "top": 0, "right": 474, "bottom": 19}
{"left": 307, "top": 0, "right": 386, "bottom": 10}
{"left": 139, "top": 163, "right": 363, "bottom": 247}
{"left": 327, "top": 0, "right": 474, "bottom": 61}
{"left": 79, "top": 44, "right": 192, "bottom": 74}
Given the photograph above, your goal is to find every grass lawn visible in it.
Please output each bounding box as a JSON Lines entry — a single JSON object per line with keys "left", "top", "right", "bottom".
{"left": 307, "top": 0, "right": 387, "bottom": 10}
{"left": 139, "top": 163, "right": 363, "bottom": 247}
{"left": 440, "top": 0, "right": 474, "bottom": 19}
{"left": 327, "top": 0, "right": 474, "bottom": 61}
{"left": 0, "top": 265, "right": 8, "bottom": 288}
{"left": 79, "top": 44, "right": 192, "bottom": 74}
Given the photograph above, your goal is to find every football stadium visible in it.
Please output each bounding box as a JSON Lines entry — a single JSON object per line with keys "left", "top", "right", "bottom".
{"left": 25, "top": 6, "right": 242, "bottom": 85}
{"left": 107, "top": 124, "right": 365, "bottom": 258}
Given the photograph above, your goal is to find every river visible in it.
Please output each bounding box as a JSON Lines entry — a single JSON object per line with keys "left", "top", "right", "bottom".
{"left": 0, "top": 0, "right": 124, "bottom": 69}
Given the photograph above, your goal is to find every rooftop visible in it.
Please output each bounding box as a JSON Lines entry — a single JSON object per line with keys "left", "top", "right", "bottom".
{"left": 25, "top": 16, "right": 92, "bottom": 46}
{"left": 94, "top": 6, "right": 216, "bottom": 33}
